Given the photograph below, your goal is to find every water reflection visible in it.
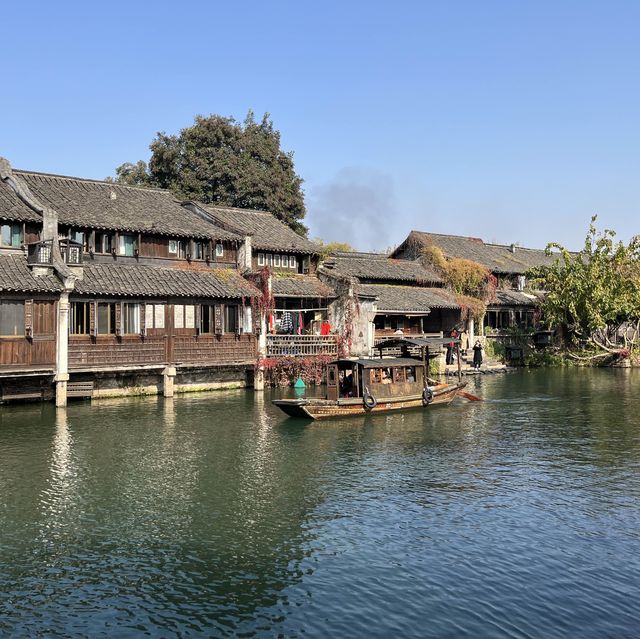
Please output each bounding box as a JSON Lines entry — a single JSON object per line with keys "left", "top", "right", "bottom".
{"left": 0, "top": 371, "right": 639, "bottom": 638}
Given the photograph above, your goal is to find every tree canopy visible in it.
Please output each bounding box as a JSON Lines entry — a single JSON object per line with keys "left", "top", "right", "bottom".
{"left": 109, "top": 112, "right": 307, "bottom": 235}
{"left": 528, "top": 216, "right": 640, "bottom": 346}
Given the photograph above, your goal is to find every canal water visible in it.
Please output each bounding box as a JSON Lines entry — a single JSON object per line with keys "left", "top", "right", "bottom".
{"left": 1, "top": 369, "right": 639, "bottom": 638}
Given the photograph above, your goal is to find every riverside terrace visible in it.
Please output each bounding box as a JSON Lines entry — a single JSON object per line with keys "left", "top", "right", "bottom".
{"left": 0, "top": 158, "right": 260, "bottom": 404}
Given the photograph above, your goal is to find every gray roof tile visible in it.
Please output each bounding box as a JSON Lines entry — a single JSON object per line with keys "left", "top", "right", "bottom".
{"left": 194, "top": 203, "right": 321, "bottom": 254}
{"left": 12, "top": 171, "right": 241, "bottom": 242}
{"left": 322, "top": 251, "right": 443, "bottom": 284}
{"left": 271, "top": 274, "right": 336, "bottom": 298}
{"left": 74, "top": 263, "right": 259, "bottom": 299}
{"left": 359, "top": 284, "right": 460, "bottom": 312}
{"left": 392, "top": 231, "right": 556, "bottom": 275}
{"left": 0, "top": 254, "right": 64, "bottom": 293}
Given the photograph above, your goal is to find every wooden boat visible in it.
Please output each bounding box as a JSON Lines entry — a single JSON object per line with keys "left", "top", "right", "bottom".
{"left": 273, "top": 336, "right": 468, "bottom": 420}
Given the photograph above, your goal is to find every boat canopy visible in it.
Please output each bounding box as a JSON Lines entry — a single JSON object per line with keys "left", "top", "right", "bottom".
{"left": 328, "top": 357, "right": 421, "bottom": 369}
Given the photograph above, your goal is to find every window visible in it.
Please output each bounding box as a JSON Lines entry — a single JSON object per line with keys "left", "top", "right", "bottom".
{"left": 0, "top": 301, "right": 24, "bottom": 336}
{"left": 274, "top": 254, "right": 281, "bottom": 267}
{"left": 215, "top": 243, "right": 224, "bottom": 257}
{"left": 266, "top": 254, "right": 273, "bottom": 266}
{"left": 168, "top": 240, "right": 179, "bottom": 255}
{"left": 225, "top": 305, "right": 238, "bottom": 333}
{"left": 173, "top": 304, "right": 195, "bottom": 329}
{"left": 281, "top": 255, "right": 289, "bottom": 268}
{"left": 118, "top": 234, "right": 137, "bottom": 257}
{"left": 393, "top": 368, "right": 406, "bottom": 383}
{"left": 71, "top": 230, "right": 90, "bottom": 252}
{"left": 289, "top": 255, "right": 297, "bottom": 270}
{"left": 194, "top": 241, "right": 206, "bottom": 260}
{"left": 242, "top": 305, "right": 253, "bottom": 333}
{"left": 98, "top": 303, "right": 116, "bottom": 334}
{"left": 96, "top": 232, "right": 113, "bottom": 254}
{"left": 258, "top": 253, "right": 265, "bottom": 266}
{"left": 200, "top": 305, "right": 213, "bottom": 333}
{"left": 0, "top": 223, "right": 23, "bottom": 248}
{"left": 145, "top": 304, "right": 165, "bottom": 329}
{"left": 123, "top": 303, "right": 140, "bottom": 334}
{"left": 70, "top": 302, "right": 91, "bottom": 335}
{"left": 517, "top": 275, "right": 526, "bottom": 291}
{"left": 174, "top": 304, "right": 184, "bottom": 329}
{"left": 184, "top": 305, "right": 195, "bottom": 328}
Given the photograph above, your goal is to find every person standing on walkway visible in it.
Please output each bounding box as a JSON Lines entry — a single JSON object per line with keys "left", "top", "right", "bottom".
{"left": 472, "top": 339, "right": 483, "bottom": 370}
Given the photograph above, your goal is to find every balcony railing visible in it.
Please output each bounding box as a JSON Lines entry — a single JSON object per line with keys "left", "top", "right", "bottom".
{"left": 266, "top": 334, "right": 339, "bottom": 358}
{"left": 27, "top": 239, "right": 83, "bottom": 265}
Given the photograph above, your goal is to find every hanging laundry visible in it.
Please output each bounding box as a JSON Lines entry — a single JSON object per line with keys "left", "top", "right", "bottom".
{"left": 320, "top": 320, "right": 331, "bottom": 336}
{"left": 297, "top": 311, "right": 304, "bottom": 335}
{"left": 280, "top": 311, "right": 293, "bottom": 334}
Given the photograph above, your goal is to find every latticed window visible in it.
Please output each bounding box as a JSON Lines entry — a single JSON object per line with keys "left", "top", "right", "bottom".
{"left": 0, "top": 301, "right": 24, "bottom": 336}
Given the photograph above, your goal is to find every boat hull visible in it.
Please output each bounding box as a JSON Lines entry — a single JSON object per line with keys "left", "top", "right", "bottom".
{"left": 273, "top": 383, "right": 465, "bottom": 420}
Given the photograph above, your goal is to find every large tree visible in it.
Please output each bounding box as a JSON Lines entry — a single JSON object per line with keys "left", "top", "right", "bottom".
{"left": 528, "top": 216, "right": 640, "bottom": 350}
{"left": 110, "top": 111, "right": 307, "bottom": 235}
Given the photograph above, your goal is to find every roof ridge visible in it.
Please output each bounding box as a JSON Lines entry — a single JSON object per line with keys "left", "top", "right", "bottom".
{"left": 14, "top": 169, "right": 172, "bottom": 195}
{"left": 412, "top": 229, "right": 547, "bottom": 253}
{"left": 194, "top": 201, "right": 274, "bottom": 216}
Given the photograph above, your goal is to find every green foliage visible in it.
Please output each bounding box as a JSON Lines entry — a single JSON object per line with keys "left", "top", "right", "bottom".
{"left": 111, "top": 111, "right": 307, "bottom": 235}
{"left": 105, "top": 160, "right": 150, "bottom": 186}
{"left": 314, "top": 239, "right": 356, "bottom": 261}
{"left": 528, "top": 216, "right": 640, "bottom": 341}
{"left": 421, "top": 245, "right": 497, "bottom": 321}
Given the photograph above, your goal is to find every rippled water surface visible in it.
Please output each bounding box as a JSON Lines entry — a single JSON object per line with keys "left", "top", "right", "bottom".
{"left": 1, "top": 369, "right": 640, "bottom": 638}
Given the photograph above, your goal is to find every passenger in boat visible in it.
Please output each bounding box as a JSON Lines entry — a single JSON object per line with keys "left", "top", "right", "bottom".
{"left": 382, "top": 369, "right": 392, "bottom": 384}
{"left": 340, "top": 371, "right": 354, "bottom": 397}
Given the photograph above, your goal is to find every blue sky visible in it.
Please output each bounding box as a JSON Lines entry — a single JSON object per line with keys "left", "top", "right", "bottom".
{"left": 2, "top": 1, "right": 639, "bottom": 251}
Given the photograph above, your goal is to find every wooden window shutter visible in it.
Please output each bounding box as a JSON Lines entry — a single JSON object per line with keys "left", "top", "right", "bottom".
{"left": 24, "top": 299, "right": 33, "bottom": 337}
{"left": 89, "top": 301, "right": 96, "bottom": 337}
{"left": 235, "top": 305, "right": 241, "bottom": 334}
{"left": 195, "top": 304, "right": 201, "bottom": 335}
{"left": 115, "top": 302, "right": 122, "bottom": 336}
{"left": 214, "top": 304, "right": 223, "bottom": 335}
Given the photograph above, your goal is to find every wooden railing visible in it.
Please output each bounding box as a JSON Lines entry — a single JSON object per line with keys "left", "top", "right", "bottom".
{"left": 372, "top": 332, "right": 444, "bottom": 357}
{"left": 266, "top": 334, "right": 339, "bottom": 357}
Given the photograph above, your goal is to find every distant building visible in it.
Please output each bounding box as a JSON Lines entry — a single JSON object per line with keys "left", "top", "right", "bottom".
{"left": 390, "top": 231, "right": 555, "bottom": 334}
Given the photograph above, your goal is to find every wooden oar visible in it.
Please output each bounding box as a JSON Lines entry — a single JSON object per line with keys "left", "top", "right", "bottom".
{"left": 459, "top": 390, "right": 482, "bottom": 402}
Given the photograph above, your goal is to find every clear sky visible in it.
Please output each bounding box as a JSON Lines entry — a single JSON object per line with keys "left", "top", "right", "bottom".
{"left": 2, "top": 1, "right": 639, "bottom": 252}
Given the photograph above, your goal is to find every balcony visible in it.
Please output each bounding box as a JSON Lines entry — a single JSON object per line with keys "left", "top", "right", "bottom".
{"left": 27, "top": 239, "right": 83, "bottom": 266}
{"left": 266, "top": 334, "right": 339, "bottom": 358}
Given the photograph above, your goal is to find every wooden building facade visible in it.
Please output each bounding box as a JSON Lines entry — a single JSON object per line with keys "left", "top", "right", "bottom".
{"left": 0, "top": 159, "right": 261, "bottom": 404}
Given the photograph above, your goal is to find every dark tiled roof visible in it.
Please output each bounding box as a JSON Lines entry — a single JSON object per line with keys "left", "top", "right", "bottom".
{"left": 492, "top": 289, "right": 540, "bottom": 307}
{"left": 74, "top": 263, "right": 259, "bottom": 299}
{"left": 0, "top": 179, "right": 43, "bottom": 223}
{"left": 11, "top": 171, "right": 241, "bottom": 242}
{"left": 271, "top": 274, "right": 336, "bottom": 298}
{"left": 194, "top": 203, "right": 320, "bottom": 254}
{"left": 322, "top": 252, "right": 443, "bottom": 285}
{"left": 359, "top": 284, "right": 460, "bottom": 313}
{"left": 392, "top": 231, "right": 556, "bottom": 275}
{"left": 0, "top": 254, "right": 64, "bottom": 293}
